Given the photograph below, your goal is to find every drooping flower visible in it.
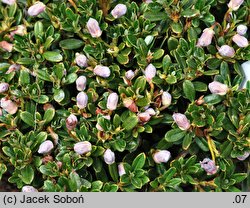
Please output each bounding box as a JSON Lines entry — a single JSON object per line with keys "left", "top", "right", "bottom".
{"left": 123, "top": 98, "right": 138, "bottom": 112}
{"left": 218, "top": 45, "right": 235, "bottom": 57}
{"left": 28, "top": 1, "right": 46, "bottom": 16}
{"left": 196, "top": 28, "right": 214, "bottom": 47}
{"left": 228, "top": 0, "right": 244, "bottom": 11}
{"left": 75, "top": 53, "right": 88, "bottom": 68}
{"left": 118, "top": 163, "right": 126, "bottom": 176}
{"left": 1, "top": 0, "right": 16, "bottom": 5}
{"left": 111, "top": 4, "right": 127, "bottom": 19}
{"left": 76, "top": 75, "right": 87, "bottom": 91}
{"left": 22, "top": 186, "right": 38, "bottom": 192}
{"left": 66, "top": 114, "right": 78, "bottom": 131}
{"left": 0, "top": 97, "right": 18, "bottom": 115}
{"left": 138, "top": 112, "right": 151, "bottom": 123}
{"left": 144, "top": 64, "right": 156, "bottom": 82}
{"left": 0, "top": 83, "right": 9, "bottom": 93}
{"left": 104, "top": 149, "right": 115, "bottom": 165}
{"left": 172, "top": 113, "right": 191, "bottom": 130}
{"left": 76, "top": 92, "right": 88, "bottom": 109}
{"left": 0, "top": 41, "right": 13, "bottom": 52}
{"left": 125, "top": 70, "right": 135, "bottom": 80}
{"left": 200, "top": 158, "right": 218, "bottom": 175}
{"left": 232, "top": 34, "right": 249, "bottom": 48}
{"left": 145, "top": 108, "right": 156, "bottom": 116}
{"left": 107, "top": 92, "right": 119, "bottom": 110}
{"left": 237, "top": 24, "right": 248, "bottom": 35}
{"left": 161, "top": 91, "right": 172, "bottom": 107}
{"left": 153, "top": 150, "right": 171, "bottom": 164}
{"left": 38, "top": 140, "right": 54, "bottom": 154}
{"left": 10, "top": 25, "right": 27, "bottom": 37}
{"left": 86, "top": 18, "right": 102, "bottom": 38}
{"left": 208, "top": 81, "right": 228, "bottom": 95}
{"left": 74, "top": 141, "right": 92, "bottom": 155}
{"left": 93, "top": 65, "right": 111, "bottom": 78}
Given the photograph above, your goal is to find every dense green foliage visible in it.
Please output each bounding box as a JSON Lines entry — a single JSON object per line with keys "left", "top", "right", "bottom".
{"left": 0, "top": 0, "right": 249, "bottom": 192}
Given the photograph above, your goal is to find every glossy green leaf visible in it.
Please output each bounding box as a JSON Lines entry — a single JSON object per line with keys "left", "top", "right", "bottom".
{"left": 165, "top": 128, "right": 186, "bottom": 142}
{"left": 20, "top": 111, "right": 35, "bottom": 127}
{"left": 183, "top": 80, "right": 195, "bottom": 101}
{"left": 132, "top": 153, "right": 146, "bottom": 170}
{"left": 20, "top": 166, "right": 34, "bottom": 184}
{"left": 122, "top": 114, "right": 138, "bottom": 130}
{"left": 143, "top": 11, "right": 168, "bottom": 21}
{"left": 59, "top": 39, "right": 84, "bottom": 50}
{"left": 43, "top": 51, "right": 63, "bottom": 62}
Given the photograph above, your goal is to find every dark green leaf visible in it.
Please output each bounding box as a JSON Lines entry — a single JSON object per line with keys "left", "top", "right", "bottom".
{"left": 143, "top": 11, "right": 168, "bottom": 21}
{"left": 183, "top": 80, "right": 195, "bottom": 101}
{"left": 43, "top": 51, "right": 63, "bottom": 62}
{"left": 59, "top": 39, "right": 84, "bottom": 50}
{"left": 165, "top": 128, "right": 186, "bottom": 142}
{"left": 122, "top": 114, "right": 138, "bottom": 130}
{"left": 20, "top": 111, "right": 35, "bottom": 127}
{"left": 132, "top": 153, "right": 146, "bottom": 170}
{"left": 20, "top": 166, "right": 34, "bottom": 184}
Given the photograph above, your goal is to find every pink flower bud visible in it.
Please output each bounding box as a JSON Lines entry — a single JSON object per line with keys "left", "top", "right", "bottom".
{"left": 145, "top": 108, "right": 156, "bottom": 116}
{"left": 111, "top": 4, "right": 127, "bottom": 19}
{"left": 0, "top": 83, "right": 9, "bottom": 93}
{"left": 232, "top": 34, "right": 249, "bottom": 48}
{"left": 125, "top": 70, "right": 135, "bottom": 80}
{"left": 196, "top": 28, "right": 214, "bottom": 47}
{"left": 107, "top": 92, "right": 119, "bottom": 110}
{"left": 10, "top": 25, "right": 26, "bottom": 37}
{"left": 22, "top": 186, "right": 38, "bottom": 192}
{"left": 172, "top": 113, "right": 191, "bottom": 130}
{"left": 218, "top": 45, "right": 235, "bottom": 57}
{"left": 123, "top": 98, "right": 138, "bottom": 112}
{"left": 145, "top": 0, "right": 153, "bottom": 3}
{"left": 138, "top": 112, "right": 151, "bottom": 123}
{"left": 104, "top": 149, "right": 115, "bottom": 165}
{"left": 237, "top": 152, "right": 250, "bottom": 161}
{"left": 74, "top": 141, "right": 92, "bottom": 155}
{"left": 228, "top": 0, "right": 244, "bottom": 11}
{"left": 0, "top": 41, "right": 13, "bottom": 52}
{"left": 86, "top": 18, "right": 102, "bottom": 38}
{"left": 93, "top": 65, "right": 111, "bottom": 78}
{"left": 38, "top": 140, "right": 54, "bottom": 154}
{"left": 66, "top": 114, "right": 78, "bottom": 131}
{"left": 75, "top": 53, "right": 88, "bottom": 67}
{"left": 76, "top": 92, "right": 88, "bottom": 109}
{"left": 2, "top": 0, "right": 15, "bottom": 5}
{"left": 6, "top": 64, "right": 20, "bottom": 74}
{"left": 28, "top": 2, "right": 46, "bottom": 16}
{"left": 144, "top": 64, "right": 156, "bottom": 82}
{"left": 153, "top": 150, "right": 171, "bottom": 164}
{"left": 208, "top": 81, "right": 228, "bottom": 95}
{"left": 200, "top": 158, "right": 218, "bottom": 175}
{"left": 118, "top": 163, "right": 126, "bottom": 176}
{"left": 237, "top": 24, "right": 248, "bottom": 35}
{"left": 56, "top": 161, "right": 62, "bottom": 169}
{"left": 76, "top": 75, "right": 87, "bottom": 91}
{"left": 161, "top": 91, "right": 172, "bottom": 107}
{"left": 0, "top": 97, "right": 18, "bottom": 115}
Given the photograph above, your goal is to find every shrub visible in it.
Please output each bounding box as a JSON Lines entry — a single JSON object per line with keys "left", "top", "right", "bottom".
{"left": 0, "top": 0, "right": 249, "bottom": 192}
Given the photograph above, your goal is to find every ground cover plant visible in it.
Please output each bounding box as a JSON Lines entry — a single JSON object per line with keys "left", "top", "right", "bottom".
{"left": 0, "top": 0, "right": 249, "bottom": 192}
